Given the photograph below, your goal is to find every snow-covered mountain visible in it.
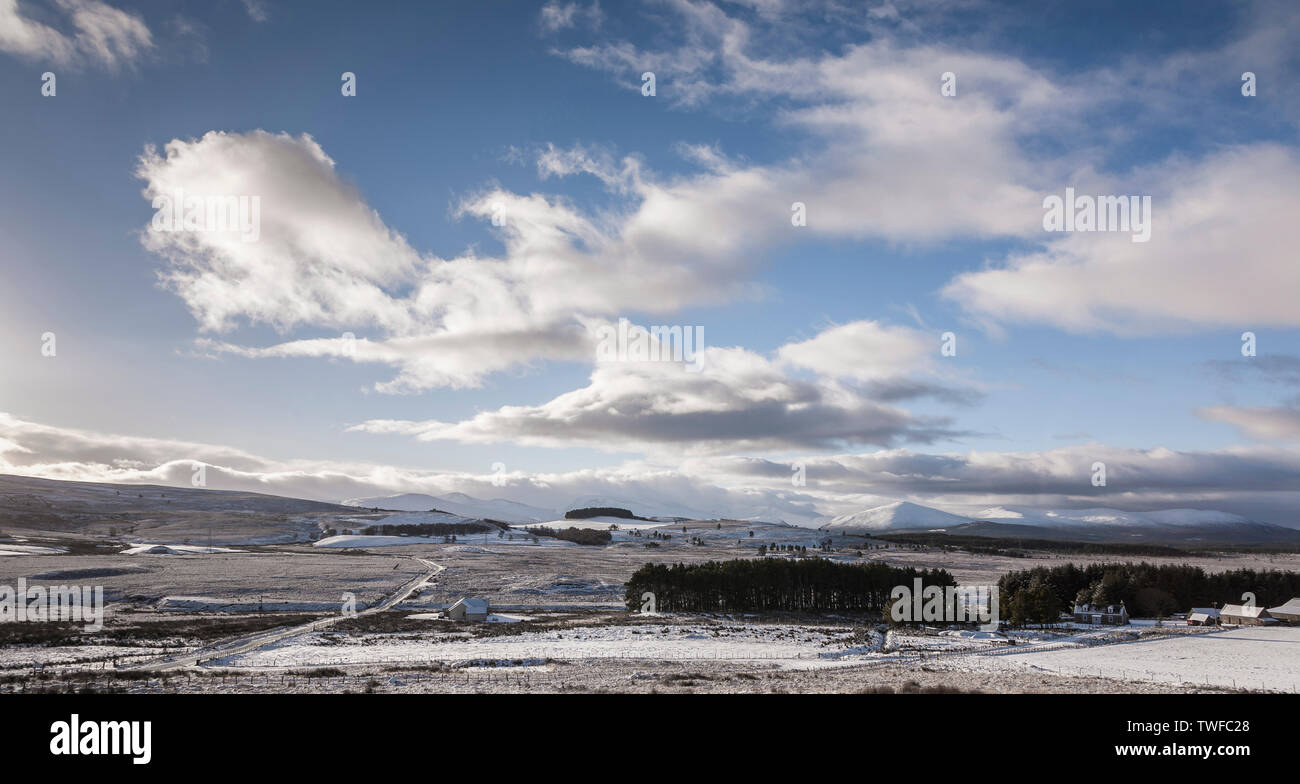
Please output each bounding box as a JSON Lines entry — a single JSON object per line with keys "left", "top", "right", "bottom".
{"left": 820, "top": 501, "right": 970, "bottom": 532}
{"left": 343, "top": 493, "right": 442, "bottom": 512}
{"left": 342, "top": 492, "right": 556, "bottom": 524}
{"left": 738, "top": 505, "right": 819, "bottom": 528}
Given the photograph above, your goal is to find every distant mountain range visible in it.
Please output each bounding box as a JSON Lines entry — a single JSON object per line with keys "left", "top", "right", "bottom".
{"left": 818, "top": 500, "right": 1300, "bottom": 545}
{"left": 345, "top": 491, "right": 741, "bottom": 524}
{"left": 4, "top": 472, "right": 1296, "bottom": 547}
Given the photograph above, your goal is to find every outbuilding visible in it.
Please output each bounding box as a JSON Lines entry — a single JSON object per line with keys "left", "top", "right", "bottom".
{"left": 1186, "top": 607, "right": 1220, "bottom": 626}
{"left": 1219, "top": 603, "right": 1274, "bottom": 626}
{"left": 1266, "top": 598, "right": 1300, "bottom": 624}
{"left": 446, "top": 597, "right": 489, "bottom": 622}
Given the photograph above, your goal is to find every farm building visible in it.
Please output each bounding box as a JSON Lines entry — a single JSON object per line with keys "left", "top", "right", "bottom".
{"left": 1219, "top": 603, "right": 1275, "bottom": 626}
{"left": 1266, "top": 598, "right": 1300, "bottom": 624}
{"left": 1186, "top": 608, "right": 1220, "bottom": 626}
{"left": 446, "top": 597, "right": 489, "bottom": 622}
{"left": 1072, "top": 602, "right": 1129, "bottom": 625}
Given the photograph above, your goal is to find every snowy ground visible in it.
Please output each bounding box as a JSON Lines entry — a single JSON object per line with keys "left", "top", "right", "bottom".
{"left": 930, "top": 626, "right": 1300, "bottom": 692}
{"left": 315, "top": 533, "right": 576, "bottom": 549}
{"left": 212, "top": 619, "right": 871, "bottom": 670}
{"left": 121, "top": 544, "right": 243, "bottom": 555}
{"left": 0, "top": 544, "right": 67, "bottom": 556}
{"left": 5, "top": 510, "right": 1300, "bottom": 693}
{"left": 515, "top": 517, "right": 667, "bottom": 531}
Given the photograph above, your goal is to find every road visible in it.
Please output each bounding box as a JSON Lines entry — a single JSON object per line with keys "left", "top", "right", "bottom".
{"left": 122, "top": 556, "right": 443, "bottom": 672}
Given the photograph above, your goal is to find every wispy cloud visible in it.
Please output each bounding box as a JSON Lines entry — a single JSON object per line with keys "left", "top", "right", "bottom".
{"left": 0, "top": 0, "right": 151, "bottom": 68}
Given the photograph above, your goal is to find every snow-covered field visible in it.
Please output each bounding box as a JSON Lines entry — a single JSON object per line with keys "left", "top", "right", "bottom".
{"left": 953, "top": 626, "right": 1300, "bottom": 692}
{"left": 214, "top": 621, "right": 871, "bottom": 670}
{"left": 0, "top": 644, "right": 184, "bottom": 669}
{"left": 315, "top": 533, "right": 576, "bottom": 549}
{"left": 516, "top": 517, "right": 666, "bottom": 531}
{"left": 0, "top": 544, "right": 67, "bottom": 556}
{"left": 121, "top": 544, "right": 243, "bottom": 555}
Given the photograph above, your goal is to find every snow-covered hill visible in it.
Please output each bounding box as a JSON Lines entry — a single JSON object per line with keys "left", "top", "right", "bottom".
{"left": 820, "top": 501, "right": 971, "bottom": 532}
{"left": 342, "top": 492, "right": 556, "bottom": 524}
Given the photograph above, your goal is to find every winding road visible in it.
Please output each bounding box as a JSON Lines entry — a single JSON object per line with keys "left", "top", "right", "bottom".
{"left": 122, "top": 556, "right": 443, "bottom": 672}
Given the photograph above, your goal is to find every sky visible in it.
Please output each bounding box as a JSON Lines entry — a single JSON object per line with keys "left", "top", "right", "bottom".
{"left": 2, "top": 0, "right": 1300, "bottom": 525}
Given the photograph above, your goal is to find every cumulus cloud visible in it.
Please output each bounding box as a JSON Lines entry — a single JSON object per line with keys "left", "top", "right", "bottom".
{"left": 945, "top": 145, "right": 1300, "bottom": 334}
{"left": 350, "top": 319, "right": 972, "bottom": 454}
{"left": 0, "top": 0, "right": 151, "bottom": 68}
{"left": 124, "top": 1, "right": 1300, "bottom": 468}
{"left": 555, "top": 1, "right": 1300, "bottom": 337}
{"left": 139, "top": 6, "right": 1274, "bottom": 399}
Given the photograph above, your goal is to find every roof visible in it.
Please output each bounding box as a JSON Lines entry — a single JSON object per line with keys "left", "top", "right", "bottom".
{"left": 449, "top": 597, "right": 489, "bottom": 613}
{"left": 1073, "top": 603, "right": 1127, "bottom": 614}
{"left": 1190, "top": 608, "right": 1220, "bottom": 618}
{"left": 1221, "top": 604, "right": 1269, "bottom": 618}
{"left": 1187, "top": 612, "right": 1215, "bottom": 623}
{"left": 1266, "top": 598, "right": 1300, "bottom": 616}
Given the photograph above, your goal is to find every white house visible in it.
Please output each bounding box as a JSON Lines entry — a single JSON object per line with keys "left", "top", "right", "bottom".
{"left": 446, "top": 597, "right": 489, "bottom": 622}
{"left": 1072, "top": 602, "right": 1129, "bottom": 625}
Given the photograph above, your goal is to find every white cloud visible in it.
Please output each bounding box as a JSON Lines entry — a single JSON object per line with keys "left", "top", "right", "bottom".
{"left": 945, "top": 145, "right": 1300, "bottom": 334}
{"left": 539, "top": 1, "right": 601, "bottom": 32}
{"left": 1199, "top": 405, "right": 1300, "bottom": 442}
{"left": 350, "top": 320, "right": 972, "bottom": 454}
{"left": 0, "top": 0, "right": 151, "bottom": 68}
{"left": 777, "top": 320, "right": 935, "bottom": 382}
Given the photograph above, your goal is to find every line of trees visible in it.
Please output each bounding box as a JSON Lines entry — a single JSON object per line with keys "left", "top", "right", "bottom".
{"left": 624, "top": 559, "right": 956, "bottom": 613}
{"left": 999, "top": 562, "right": 1300, "bottom": 621}
{"left": 530, "top": 526, "right": 612, "bottom": 546}
{"left": 877, "top": 532, "right": 1188, "bottom": 558}
{"left": 565, "top": 507, "right": 643, "bottom": 520}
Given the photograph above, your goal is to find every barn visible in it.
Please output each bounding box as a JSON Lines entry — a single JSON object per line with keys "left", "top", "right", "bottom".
{"left": 1186, "top": 608, "right": 1220, "bottom": 626}
{"left": 1266, "top": 598, "right": 1300, "bottom": 625}
{"left": 446, "top": 597, "right": 489, "bottom": 622}
{"left": 1219, "top": 603, "right": 1274, "bottom": 626}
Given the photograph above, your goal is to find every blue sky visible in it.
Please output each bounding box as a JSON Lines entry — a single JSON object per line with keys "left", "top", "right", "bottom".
{"left": 3, "top": 0, "right": 1300, "bottom": 525}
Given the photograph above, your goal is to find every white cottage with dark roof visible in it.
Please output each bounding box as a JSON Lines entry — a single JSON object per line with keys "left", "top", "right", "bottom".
{"left": 1072, "top": 602, "right": 1129, "bottom": 625}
